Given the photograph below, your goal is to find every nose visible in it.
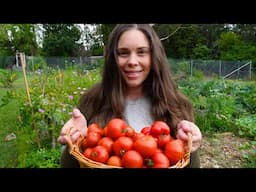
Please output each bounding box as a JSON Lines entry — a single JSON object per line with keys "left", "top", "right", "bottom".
{"left": 127, "top": 52, "right": 138, "bottom": 66}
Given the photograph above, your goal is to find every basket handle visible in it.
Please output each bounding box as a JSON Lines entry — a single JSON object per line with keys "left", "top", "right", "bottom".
{"left": 187, "top": 132, "right": 192, "bottom": 153}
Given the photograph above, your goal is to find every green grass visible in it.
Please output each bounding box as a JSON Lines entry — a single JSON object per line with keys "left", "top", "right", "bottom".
{"left": 0, "top": 71, "right": 28, "bottom": 167}
{"left": 0, "top": 89, "right": 19, "bottom": 167}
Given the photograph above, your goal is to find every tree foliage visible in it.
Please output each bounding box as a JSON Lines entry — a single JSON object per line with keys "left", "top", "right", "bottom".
{"left": 42, "top": 24, "right": 83, "bottom": 57}
{"left": 0, "top": 24, "right": 38, "bottom": 56}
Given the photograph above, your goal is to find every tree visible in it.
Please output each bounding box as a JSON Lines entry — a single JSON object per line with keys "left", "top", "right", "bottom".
{"left": 0, "top": 24, "right": 12, "bottom": 55}
{"left": 97, "top": 24, "right": 116, "bottom": 47}
{"left": 42, "top": 24, "right": 83, "bottom": 57}
{"left": 79, "top": 24, "right": 104, "bottom": 56}
{"left": 154, "top": 24, "right": 206, "bottom": 58}
{"left": 0, "top": 24, "right": 39, "bottom": 56}
{"left": 232, "top": 24, "right": 256, "bottom": 43}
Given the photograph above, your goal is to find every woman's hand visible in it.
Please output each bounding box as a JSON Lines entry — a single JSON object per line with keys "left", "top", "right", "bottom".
{"left": 176, "top": 120, "right": 202, "bottom": 152}
{"left": 57, "top": 108, "right": 87, "bottom": 145}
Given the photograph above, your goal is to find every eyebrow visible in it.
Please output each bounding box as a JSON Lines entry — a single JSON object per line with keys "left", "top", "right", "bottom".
{"left": 117, "top": 47, "right": 150, "bottom": 50}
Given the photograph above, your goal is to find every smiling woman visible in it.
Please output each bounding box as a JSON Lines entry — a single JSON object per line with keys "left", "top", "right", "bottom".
{"left": 117, "top": 29, "right": 151, "bottom": 92}
{"left": 58, "top": 24, "right": 202, "bottom": 168}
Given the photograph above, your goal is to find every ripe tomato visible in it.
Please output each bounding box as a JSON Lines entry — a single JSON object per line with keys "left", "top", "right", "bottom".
{"left": 98, "top": 136, "right": 114, "bottom": 154}
{"left": 132, "top": 132, "right": 144, "bottom": 142}
{"left": 113, "top": 136, "right": 134, "bottom": 157}
{"left": 133, "top": 135, "right": 158, "bottom": 158}
{"left": 124, "top": 126, "right": 135, "bottom": 138}
{"left": 82, "top": 131, "right": 101, "bottom": 149}
{"left": 87, "top": 123, "right": 104, "bottom": 136}
{"left": 103, "top": 126, "right": 108, "bottom": 137}
{"left": 106, "top": 118, "right": 128, "bottom": 140}
{"left": 144, "top": 152, "right": 170, "bottom": 168}
{"left": 150, "top": 121, "right": 170, "bottom": 138}
{"left": 121, "top": 150, "right": 143, "bottom": 168}
{"left": 83, "top": 147, "right": 92, "bottom": 159}
{"left": 157, "top": 134, "right": 172, "bottom": 148}
{"left": 164, "top": 139, "right": 185, "bottom": 165}
{"left": 90, "top": 145, "right": 109, "bottom": 163}
{"left": 107, "top": 155, "right": 122, "bottom": 167}
{"left": 141, "top": 126, "right": 151, "bottom": 135}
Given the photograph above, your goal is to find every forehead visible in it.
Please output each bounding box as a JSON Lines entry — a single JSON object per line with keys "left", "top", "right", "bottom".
{"left": 117, "top": 29, "right": 149, "bottom": 48}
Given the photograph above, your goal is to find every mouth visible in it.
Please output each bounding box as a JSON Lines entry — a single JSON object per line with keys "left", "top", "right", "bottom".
{"left": 124, "top": 70, "right": 142, "bottom": 78}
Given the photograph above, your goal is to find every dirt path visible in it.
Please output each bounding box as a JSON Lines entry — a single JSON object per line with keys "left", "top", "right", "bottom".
{"left": 199, "top": 132, "right": 252, "bottom": 168}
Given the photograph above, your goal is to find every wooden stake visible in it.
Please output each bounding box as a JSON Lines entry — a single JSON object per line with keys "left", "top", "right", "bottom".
{"left": 20, "top": 52, "right": 41, "bottom": 148}
{"left": 20, "top": 53, "right": 32, "bottom": 106}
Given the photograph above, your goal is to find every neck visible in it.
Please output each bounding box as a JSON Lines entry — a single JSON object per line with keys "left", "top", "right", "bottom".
{"left": 126, "top": 86, "right": 143, "bottom": 100}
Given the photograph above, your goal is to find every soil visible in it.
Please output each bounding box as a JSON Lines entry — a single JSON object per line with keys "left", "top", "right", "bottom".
{"left": 199, "top": 132, "right": 253, "bottom": 168}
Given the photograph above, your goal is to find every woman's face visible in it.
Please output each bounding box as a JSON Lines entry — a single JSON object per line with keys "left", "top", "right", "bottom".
{"left": 117, "top": 29, "right": 151, "bottom": 90}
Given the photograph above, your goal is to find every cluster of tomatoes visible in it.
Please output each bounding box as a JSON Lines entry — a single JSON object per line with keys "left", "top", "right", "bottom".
{"left": 81, "top": 118, "right": 185, "bottom": 168}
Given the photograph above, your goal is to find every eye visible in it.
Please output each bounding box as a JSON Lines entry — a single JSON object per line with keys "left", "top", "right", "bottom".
{"left": 137, "top": 50, "right": 147, "bottom": 55}
{"left": 117, "top": 50, "right": 129, "bottom": 57}
{"left": 137, "top": 48, "right": 150, "bottom": 56}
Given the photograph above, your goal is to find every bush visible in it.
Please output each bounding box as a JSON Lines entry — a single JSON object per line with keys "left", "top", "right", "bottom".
{"left": 18, "top": 148, "right": 61, "bottom": 168}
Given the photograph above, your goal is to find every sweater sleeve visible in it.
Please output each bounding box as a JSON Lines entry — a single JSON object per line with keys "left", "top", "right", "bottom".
{"left": 186, "top": 149, "right": 201, "bottom": 168}
{"left": 60, "top": 146, "right": 80, "bottom": 168}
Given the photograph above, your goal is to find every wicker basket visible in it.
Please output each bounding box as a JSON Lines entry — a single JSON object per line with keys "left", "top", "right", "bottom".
{"left": 66, "top": 127, "right": 192, "bottom": 168}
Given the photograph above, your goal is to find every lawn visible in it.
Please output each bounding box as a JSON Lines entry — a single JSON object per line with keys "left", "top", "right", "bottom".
{"left": 0, "top": 75, "right": 25, "bottom": 167}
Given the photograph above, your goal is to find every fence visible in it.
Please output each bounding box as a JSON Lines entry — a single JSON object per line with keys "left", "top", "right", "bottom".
{"left": 169, "top": 58, "right": 252, "bottom": 80}
{"left": 0, "top": 55, "right": 104, "bottom": 71}
{"left": 0, "top": 55, "right": 253, "bottom": 80}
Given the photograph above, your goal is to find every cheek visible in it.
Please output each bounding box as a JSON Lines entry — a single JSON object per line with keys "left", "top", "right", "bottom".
{"left": 144, "top": 61, "right": 151, "bottom": 73}
{"left": 117, "top": 58, "right": 125, "bottom": 68}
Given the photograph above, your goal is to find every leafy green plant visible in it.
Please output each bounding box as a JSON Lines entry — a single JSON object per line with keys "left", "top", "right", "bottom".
{"left": 0, "top": 69, "right": 18, "bottom": 88}
{"left": 235, "top": 115, "right": 256, "bottom": 139}
{"left": 241, "top": 141, "right": 256, "bottom": 168}
{"left": 18, "top": 148, "right": 61, "bottom": 168}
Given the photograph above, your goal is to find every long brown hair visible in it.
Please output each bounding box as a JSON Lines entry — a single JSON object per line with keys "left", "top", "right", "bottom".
{"left": 78, "top": 24, "right": 194, "bottom": 135}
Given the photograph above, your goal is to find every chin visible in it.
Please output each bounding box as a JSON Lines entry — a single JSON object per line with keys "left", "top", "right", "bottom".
{"left": 126, "top": 82, "right": 142, "bottom": 88}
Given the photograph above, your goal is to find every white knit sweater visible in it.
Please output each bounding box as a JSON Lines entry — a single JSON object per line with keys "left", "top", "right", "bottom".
{"left": 123, "top": 96, "right": 154, "bottom": 133}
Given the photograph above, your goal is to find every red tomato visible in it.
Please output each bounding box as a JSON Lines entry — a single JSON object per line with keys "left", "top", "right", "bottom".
{"left": 150, "top": 121, "right": 170, "bottom": 138}
{"left": 87, "top": 123, "right": 104, "bottom": 136}
{"left": 107, "top": 155, "right": 122, "bottom": 167}
{"left": 82, "top": 132, "right": 101, "bottom": 149}
{"left": 106, "top": 118, "right": 128, "bottom": 140}
{"left": 164, "top": 139, "right": 185, "bottom": 165}
{"left": 103, "top": 126, "right": 108, "bottom": 137}
{"left": 133, "top": 132, "right": 144, "bottom": 142}
{"left": 113, "top": 136, "right": 134, "bottom": 157}
{"left": 90, "top": 145, "right": 109, "bottom": 163}
{"left": 121, "top": 150, "right": 143, "bottom": 168}
{"left": 124, "top": 126, "right": 135, "bottom": 138}
{"left": 155, "top": 148, "right": 163, "bottom": 153}
{"left": 83, "top": 147, "right": 92, "bottom": 159}
{"left": 157, "top": 134, "right": 172, "bottom": 148}
{"left": 144, "top": 152, "right": 170, "bottom": 168}
{"left": 98, "top": 137, "right": 114, "bottom": 154}
{"left": 141, "top": 126, "right": 151, "bottom": 135}
{"left": 133, "top": 135, "right": 158, "bottom": 158}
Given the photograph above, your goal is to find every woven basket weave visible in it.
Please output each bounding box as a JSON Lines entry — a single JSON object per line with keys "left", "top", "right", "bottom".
{"left": 66, "top": 127, "right": 192, "bottom": 168}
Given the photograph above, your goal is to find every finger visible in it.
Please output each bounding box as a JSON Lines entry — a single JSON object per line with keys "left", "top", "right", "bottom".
{"left": 72, "top": 108, "right": 83, "bottom": 118}
{"left": 71, "top": 131, "right": 82, "bottom": 143}
{"left": 70, "top": 127, "right": 79, "bottom": 135}
{"left": 176, "top": 128, "right": 189, "bottom": 141}
{"left": 61, "top": 108, "right": 83, "bottom": 134}
{"left": 57, "top": 135, "right": 68, "bottom": 145}
{"left": 177, "top": 120, "right": 193, "bottom": 133}
{"left": 60, "top": 119, "right": 74, "bottom": 135}
{"left": 80, "top": 127, "right": 88, "bottom": 137}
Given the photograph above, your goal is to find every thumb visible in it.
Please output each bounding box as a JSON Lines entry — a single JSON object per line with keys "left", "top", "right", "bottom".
{"left": 72, "top": 108, "right": 82, "bottom": 118}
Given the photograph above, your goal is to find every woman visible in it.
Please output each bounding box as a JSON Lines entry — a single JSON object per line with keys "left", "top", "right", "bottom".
{"left": 58, "top": 24, "right": 202, "bottom": 168}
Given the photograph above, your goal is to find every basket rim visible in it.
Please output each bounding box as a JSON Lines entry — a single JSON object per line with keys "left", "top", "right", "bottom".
{"left": 66, "top": 126, "right": 192, "bottom": 168}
